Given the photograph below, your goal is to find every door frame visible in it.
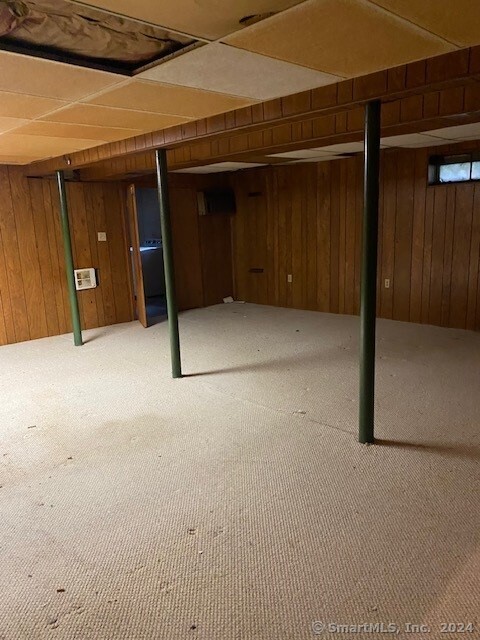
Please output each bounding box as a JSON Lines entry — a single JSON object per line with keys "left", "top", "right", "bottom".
{"left": 126, "top": 183, "right": 148, "bottom": 328}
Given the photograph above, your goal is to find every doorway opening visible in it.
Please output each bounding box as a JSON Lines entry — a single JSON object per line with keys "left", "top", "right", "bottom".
{"left": 128, "top": 185, "right": 167, "bottom": 327}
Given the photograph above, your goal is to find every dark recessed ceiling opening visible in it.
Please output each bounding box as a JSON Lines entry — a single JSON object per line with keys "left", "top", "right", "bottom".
{"left": 239, "top": 13, "right": 276, "bottom": 27}
{"left": 0, "top": 0, "right": 197, "bottom": 74}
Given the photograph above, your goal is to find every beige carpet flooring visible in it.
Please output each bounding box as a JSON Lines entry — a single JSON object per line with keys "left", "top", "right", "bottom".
{"left": 0, "top": 303, "right": 479, "bottom": 639}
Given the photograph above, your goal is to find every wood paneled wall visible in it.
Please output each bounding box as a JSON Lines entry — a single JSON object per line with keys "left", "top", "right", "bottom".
{"left": 169, "top": 186, "right": 205, "bottom": 312}
{"left": 2, "top": 143, "right": 479, "bottom": 347}
{"left": 231, "top": 146, "right": 480, "bottom": 331}
{"left": 0, "top": 167, "right": 133, "bottom": 346}
{"left": 168, "top": 174, "right": 234, "bottom": 309}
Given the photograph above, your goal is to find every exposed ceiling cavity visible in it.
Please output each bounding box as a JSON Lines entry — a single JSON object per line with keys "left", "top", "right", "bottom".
{"left": 239, "top": 13, "right": 277, "bottom": 27}
{"left": 0, "top": 0, "right": 196, "bottom": 74}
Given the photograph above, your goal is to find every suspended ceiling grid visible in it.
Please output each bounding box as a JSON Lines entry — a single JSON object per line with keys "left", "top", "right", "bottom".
{"left": 2, "top": 0, "right": 480, "bottom": 165}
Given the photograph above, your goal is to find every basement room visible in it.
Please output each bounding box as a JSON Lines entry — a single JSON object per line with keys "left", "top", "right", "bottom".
{"left": 0, "top": 1, "right": 479, "bottom": 638}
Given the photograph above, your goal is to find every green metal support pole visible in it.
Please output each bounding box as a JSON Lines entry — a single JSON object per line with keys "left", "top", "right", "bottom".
{"left": 359, "top": 100, "right": 381, "bottom": 444}
{"left": 155, "top": 149, "right": 182, "bottom": 378}
{"left": 56, "top": 170, "right": 83, "bottom": 347}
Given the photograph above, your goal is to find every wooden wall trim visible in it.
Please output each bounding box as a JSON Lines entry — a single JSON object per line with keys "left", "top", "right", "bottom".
{"left": 26, "top": 46, "right": 480, "bottom": 177}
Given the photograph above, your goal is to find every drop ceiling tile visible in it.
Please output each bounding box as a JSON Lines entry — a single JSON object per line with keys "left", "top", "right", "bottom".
{"left": 0, "top": 134, "right": 105, "bottom": 157}
{"left": 381, "top": 132, "right": 447, "bottom": 147}
{"left": 313, "top": 141, "right": 365, "bottom": 153}
{"left": 370, "top": 0, "right": 480, "bottom": 47}
{"left": 41, "top": 105, "right": 190, "bottom": 131}
{"left": 224, "top": 0, "right": 453, "bottom": 78}
{"left": 317, "top": 155, "right": 347, "bottom": 161}
{"left": 268, "top": 148, "right": 336, "bottom": 158}
{"left": 426, "top": 123, "right": 480, "bottom": 140}
{"left": 0, "top": 117, "right": 29, "bottom": 134}
{"left": 140, "top": 43, "right": 339, "bottom": 100}
{"left": 0, "top": 92, "right": 67, "bottom": 119}
{"left": 0, "top": 155, "right": 40, "bottom": 165}
{"left": 79, "top": 0, "right": 306, "bottom": 39}
{"left": 173, "top": 162, "right": 266, "bottom": 173}
{"left": 410, "top": 138, "right": 454, "bottom": 148}
{"left": 0, "top": 51, "right": 122, "bottom": 101}
{"left": 15, "top": 121, "right": 141, "bottom": 142}
{"left": 229, "top": 155, "right": 289, "bottom": 165}
{"left": 283, "top": 155, "right": 346, "bottom": 163}
{"left": 87, "top": 80, "right": 252, "bottom": 118}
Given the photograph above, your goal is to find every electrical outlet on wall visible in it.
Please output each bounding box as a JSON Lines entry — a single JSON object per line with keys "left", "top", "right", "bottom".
{"left": 287, "top": 274, "right": 293, "bottom": 283}
{"left": 385, "top": 278, "right": 390, "bottom": 289}
{"left": 97, "top": 232, "right": 107, "bottom": 242}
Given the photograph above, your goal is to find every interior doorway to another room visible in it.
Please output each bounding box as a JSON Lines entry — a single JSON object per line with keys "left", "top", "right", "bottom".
{"left": 128, "top": 186, "right": 167, "bottom": 327}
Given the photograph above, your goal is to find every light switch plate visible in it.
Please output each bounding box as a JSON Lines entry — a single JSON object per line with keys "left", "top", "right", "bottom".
{"left": 97, "top": 232, "right": 107, "bottom": 242}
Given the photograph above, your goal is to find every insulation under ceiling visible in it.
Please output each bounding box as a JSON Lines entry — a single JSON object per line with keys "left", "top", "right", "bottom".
{"left": 0, "top": 0, "right": 195, "bottom": 72}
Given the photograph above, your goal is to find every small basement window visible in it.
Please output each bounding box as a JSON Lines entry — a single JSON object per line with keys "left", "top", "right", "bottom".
{"left": 428, "top": 153, "right": 480, "bottom": 185}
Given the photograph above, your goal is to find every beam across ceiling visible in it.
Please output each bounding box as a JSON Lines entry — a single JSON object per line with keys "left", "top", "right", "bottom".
{"left": 25, "top": 46, "right": 480, "bottom": 177}
{"left": 75, "top": 80, "right": 480, "bottom": 181}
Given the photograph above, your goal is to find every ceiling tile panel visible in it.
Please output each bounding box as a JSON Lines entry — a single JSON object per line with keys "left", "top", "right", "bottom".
{"left": 87, "top": 80, "right": 253, "bottom": 118}
{"left": 0, "top": 117, "right": 29, "bottom": 134}
{"left": 78, "top": 0, "right": 307, "bottom": 39}
{"left": 224, "top": 0, "right": 454, "bottom": 78}
{"left": 0, "top": 51, "right": 122, "bottom": 101}
{"left": 174, "top": 162, "right": 266, "bottom": 173}
{"left": 41, "top": 105, "right": 190, "bottom": 130}
{"left": 369, "top": 0, "right": 480, "bottom": 47}
{"left": 0, "top": 92, "right": 67, "bottom": 119}
{"left": 426, "top": 123, "right": 480, "bottom": 140}
{"left": 313, "top": 141, "right": 365, "bottom": 153}
{"left": 381, "top": 132, "right": 446, "bottom": 147}
{"left": 140, "top": 43, "right": 339, "bottom": 100}
{"left": 0, "top": 133, "right": 105, "bottom": 157}
{"left": 15, "top": 121, "right": 141, "bottom": 142}
{"left": 284, "top": 155, "right": 345, "bottom": 163}
{"left": 268, "top": 148, "right": 337, "bottom": 158}
{"left": 0, "top": 154, "right": 41, "bottom": 165}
